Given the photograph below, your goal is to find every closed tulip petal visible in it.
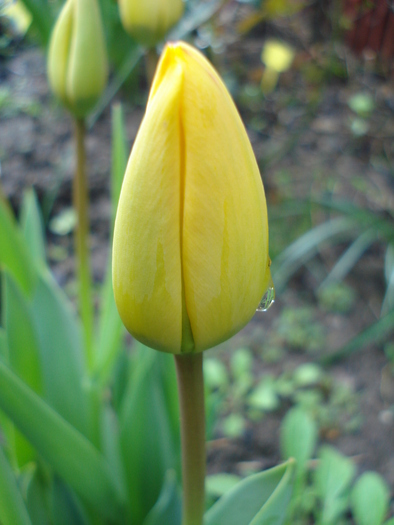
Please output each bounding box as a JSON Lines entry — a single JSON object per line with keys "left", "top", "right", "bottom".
{"left": 67, "top": 0, "right": 108, "bottom": 116}
{"left": 113, "top": 61, "right": 184, "bottom": 353}
{"left": 174, "top": 44, "right": 270, "bottom": 351}
{"left": 113, "top": 42, "right": 271, "bottom": 354}
{"left": 47, "top": 0, "right": 74, "bottom": 105}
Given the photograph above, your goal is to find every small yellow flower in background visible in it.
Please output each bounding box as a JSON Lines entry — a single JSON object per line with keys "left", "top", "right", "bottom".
{"left": 118, "top": 0, "right": 184, "bottom": 47}
{"left": 113, "top": 41, "right": 271, "bottom": 355}
{"left": 47, "top": 0, "right": 108, "bottom": 118}
{"left": 261, "top": 39, "right": 295, "bottom": 94}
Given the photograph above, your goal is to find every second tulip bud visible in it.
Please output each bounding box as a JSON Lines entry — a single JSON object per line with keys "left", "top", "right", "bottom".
{"left": 118, "top": 0, "right": 184, "bottom": 47}
{"left": 47, "top": 0, "right": 108, "bottom": 118}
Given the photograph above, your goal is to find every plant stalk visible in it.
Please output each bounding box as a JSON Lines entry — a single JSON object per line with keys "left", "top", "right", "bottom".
{"left": 73, "top": 118, "right": 94, "bottom": 369}
{"left": 174, "top": 353, "right": 206, "bottom": 525}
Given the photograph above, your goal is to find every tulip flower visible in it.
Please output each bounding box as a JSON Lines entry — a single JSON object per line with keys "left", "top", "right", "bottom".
{"left": 113, "top": 41, "right": 271, "bottom": 355}
{"left": 47, "top": 0, "right": 108, "bottom": 118}
{"left": 118, "top": 0, "right": 184, "bottom": 47}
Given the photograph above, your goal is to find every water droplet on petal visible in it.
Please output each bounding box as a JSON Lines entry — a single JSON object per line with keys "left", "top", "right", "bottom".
{"left": 256, "top": 275, "right": 275, "bottom": 312}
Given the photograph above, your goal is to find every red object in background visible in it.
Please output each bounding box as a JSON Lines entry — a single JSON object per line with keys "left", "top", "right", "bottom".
{"left": 343, "top": 0, "right": 394, "bottom": 59}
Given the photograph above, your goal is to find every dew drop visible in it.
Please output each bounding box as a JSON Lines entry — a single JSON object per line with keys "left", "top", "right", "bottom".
{"left": 256, "top": 276, "right": 275, "bottom": 312}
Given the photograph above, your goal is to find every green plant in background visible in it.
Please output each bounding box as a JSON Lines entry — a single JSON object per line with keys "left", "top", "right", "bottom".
{"left": 271, "top": 196, "right": 394, "bottom": 362}
{"left": 279, "top": 406, "right": 392, "bottom": 525}
{"left": 204, "top": 347, "right": 360, "bottom": 441}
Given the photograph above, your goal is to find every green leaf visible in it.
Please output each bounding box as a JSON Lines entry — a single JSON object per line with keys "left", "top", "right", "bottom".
{"left": 120, "top": 346, "right": 177, "bottom": 524}
{"left": 51, "top": 476, "right": 90, "bottom": 525}
{"left": 25, "top": 467, "right": 51, "bottom": 525}
{"left": 142, "top": 470, "right": 182, "bottom": 525}
{"left": 3, "top": 272, "right": 43, "bottom": 466}
{"left": 0, "top": 360, "right": 126, "bottom": 522}
{"left": 351, "top": 472, "right": 390, "bottom": 525}
{"left": 314, "top": 446, "right": 355, "bottom": 525}
{"left": 20, "top": 189, "right": 46, "bottom": 268}
{"left": 0, "top": 445, "right": 32, "bottom": 525}
{"left": 280, "top": 407, "right": 317, "bottom": 474}
{"left": 0, "top": 197, "right": 36, "bottom": 295}
{"left": 321, "top": 309, "right": 394, "bottom": 364}
{"left": 206, "top": 474, "right": 241, "bottom": 499}
{"left": 31, "top": 274, "right": 88, "bottom": 436}
{"left": 3, "top": 273, "right": 42, "bottom": 394}
{"left": 204, "top": 459, "right": 295, "bottom": 525}
{"left": 95, "top": 259, "right": 124, "bottom": 385}
{"left": 0, "top": 326, "right": 8, "bottom": 360}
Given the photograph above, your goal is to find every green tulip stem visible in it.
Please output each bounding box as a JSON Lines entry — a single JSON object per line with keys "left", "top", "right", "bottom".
{"left": 175, "top": 353, "right": 206, "bottom": 525}
{"left": 145, "top": 47, "right": 159, "bottom": 86}
{"left": 73, "top": 117, "right": 94, "bottom": 369}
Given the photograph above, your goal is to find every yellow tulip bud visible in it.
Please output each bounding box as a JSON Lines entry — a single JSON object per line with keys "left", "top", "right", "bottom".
{"left": 47, "top": 0, "right": 108, "bottom": 118}
{"left": 113, "top": 41, "right": 271, "bottom": 354}
{"left": 118, "top": 0, "right": 184, "bottom": 47}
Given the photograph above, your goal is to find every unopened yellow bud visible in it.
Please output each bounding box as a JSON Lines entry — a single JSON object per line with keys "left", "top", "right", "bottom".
{"left": 113, "top": 42, "right": 271, "bottom": 354}
{"left": 118, "top": 0, "right": 184, "bottom": 48}
{"left": 47, "top": 0, "right": 108, "bottom": 118}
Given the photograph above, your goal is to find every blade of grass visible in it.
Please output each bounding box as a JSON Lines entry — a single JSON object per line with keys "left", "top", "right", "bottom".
{"left": 272, "top": 217, "right": 356, "bottom": 292}
{"left": 319, "top": 229, "right": 377, "bottom": 289}
{"left": 0, "top": 198, "right": 36, "bottom": 296}
{"left": 320, "top": 308, "right": 394, "bottom": 365}
{"left": 0, "top": 445, "right": 32, "bottom": 525}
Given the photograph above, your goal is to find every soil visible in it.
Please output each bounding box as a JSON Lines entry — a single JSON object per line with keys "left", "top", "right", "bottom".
{"left": 1, "top": 1, "right": 394, "bottom": 516}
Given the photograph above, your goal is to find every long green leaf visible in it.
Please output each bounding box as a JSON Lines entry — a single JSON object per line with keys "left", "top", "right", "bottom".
{"left": 120, "top": 346, "right": 177, "bottom": 524}
{"left": 142, "top": 470, "right": 182, "bottom": 525}
{"left": 204, "top": 459, "right": 295, "bottom": 525}
{"left": 0, "top": 360, "right": 126, "bottom": 521}
{"left": 314, "top": 198, "right": 394, "bottom": 242}
{"left": 319, "top": 229, "right": 377, "bottom": 289}
{"left": 3, "top": 272, "right": 43, "bottom": 466}
{"left": 20, "top": 189, "right": 46, "bottom": 268}
{"left": 272, "top": 217, "right": 356, "bottom": 292}
{"left": 0, "top": 446, "right": 32, "bottom": 525}
{"left": 0, "top": 198, "right": 36, "bottom": 295}
{"left": 31, "top": 274, "right": 88, "bottom": 436}
{"left": 320, "top": 308, "right": 394, "bottom": 364}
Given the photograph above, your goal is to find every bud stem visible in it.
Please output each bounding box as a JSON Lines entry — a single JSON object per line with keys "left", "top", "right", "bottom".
{"left": 174, "top": 353, "right": 206, "bottom": 525}
{"left": 73, "top": 118, "right": 94, "bottom": 369}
